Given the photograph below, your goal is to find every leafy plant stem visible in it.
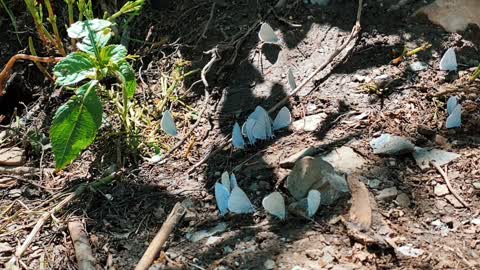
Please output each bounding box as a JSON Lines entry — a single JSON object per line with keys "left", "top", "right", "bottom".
{"left": 0, "top": 0, "right": 22, "bottom": 46}
{"left": 471, "top": 64, "right": 480, "bottom": 82}
{"left": 28, "top": 37, "right": 54, "bottom": 81}
{"left": 24, "top": 0, "right": 56, "bottom": 51}
{"left": 64, "top": 0, "right": 76, "bottom": 49}
{"left": 44, "top": 0, "right": 66, "bottom": 56}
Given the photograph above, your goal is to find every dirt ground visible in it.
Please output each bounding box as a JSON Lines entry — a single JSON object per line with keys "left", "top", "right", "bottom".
{"left": 1, "top": 0, "right": 480, "bottom": 269}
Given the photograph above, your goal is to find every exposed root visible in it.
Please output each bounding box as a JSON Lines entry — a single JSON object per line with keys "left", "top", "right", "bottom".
{"left": 0, "top": 54, "right": 63, "bottom": 96}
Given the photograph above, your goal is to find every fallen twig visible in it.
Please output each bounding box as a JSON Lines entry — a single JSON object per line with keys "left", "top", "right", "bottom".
{"left": 0, "top": 166, "right": 53, "bottom": 176}
{"left": 6, "top": 172, "right": 119, "bottom": 268}
{"left": 187, "top": 0, "right": 364, "bottom": 173}
{"left": 135, "top": 202, "right": 186, "bottom": 270}
{"left": 0, "top": 54, "right": 63, "bottom": 96}
{"left": 431, "top": 161, "right": 469, "bottom": 208}
{"left": 68, "top": 219, "right": 96, "bottom": 270}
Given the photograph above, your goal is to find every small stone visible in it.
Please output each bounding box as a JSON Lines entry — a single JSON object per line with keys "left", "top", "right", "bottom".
{"left": 472, "top": 182, "right": 480, "bottom": 190}
{"left": 370, "top": 134, "right": 415, "bottom": 155}
{"left": 364, "top": 178, "right": 381, "bottom": 189}
{"left": 434, "top": 184, "right": 449, "bottom": 196}
{"left": 409, "top": 61, "right": 428, "bottom": 72}
{"left": 0, "top": 147, "right": 25, "bottom": 166}
{"left": 263, "top": 259, "right": 276, "bottom": 269}
{"left": 280, "top": 147, "right": 317, "bottom": 168}
{"left": 292, "top": 113, "right": 327, "bottom": 132}
{"left": 417, "top": 125, "right": 436, "bottom": 137}
{"left": 376, "top": 187, "right": 398, "bottom": 201}
{"left": 8, "top": 189, "right": 22, "bottom": 198}
{"left": 353, "top": 75, "right": 367, "bottom": 82}
{"left": 321, "top": 146, "right": 367, "bottom": 174}
{"left": 395, "top": 193, "right": 411, "bottom": 207}
{"left": 471, "top": 218, "right": 480, "bottom": 225}
{"left": 223, "top": 246, "right": 233, "bottom": 254}
{"left": 435, "top": 135, "right": 449, "bottom": 146}
{"left": 445, "top": 195, "right": 463, "bottom": 208}
{"left": 435, "top": 200, "right": 448, "bottom": 209}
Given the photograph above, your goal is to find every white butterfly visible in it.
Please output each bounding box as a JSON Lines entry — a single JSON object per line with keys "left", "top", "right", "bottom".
{"left": 262, "top": 192, "right": 286, "bottom": 220}
{"left": 242, "top": 118, "right": 257, "bottom": 145}
{"left": 232, "top": 122, "right": 245, "bottom": 149}
{"left": 287, "top": 68, "right": 297, "bottom": 91}
{"left": 446, "top": 96, "right": 458, "bottom": 115}
{"left": 161, "top": 110, "right": 177, "bottom": 136}
{"left": 295, "top": 190, "right": 322, "bottom": 218}
{"left": 221, "top": 171, "right": 238, "bottom": 192}
{"left": 228, "top": 186, "right": 255, "bottom": 214}
{"left": 244, "top": 106, "right": 273, "bottom": 143}
{"left": 446, "top": 104, "right": 462, "bottom": 128}
{"left": 258, "top": 22, "right": 279, "bottom": 44}
{"left": 439, "top": 48, "right": 457, "bottom": 71}
{"left": 272, "top": 106, "right": 291, "bottom": 131}
{"left": 215, "top": 173, "right": 254, "bottom": 215}
{"left": 306, "top": 190, "right": 321, "bottom": 217}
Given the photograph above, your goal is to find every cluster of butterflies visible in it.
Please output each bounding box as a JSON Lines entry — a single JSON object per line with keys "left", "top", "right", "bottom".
{"left": 232, "top": 106, "right": 292, "bottom": 149}
{"left": 214, "top": 171, "right": 322, "bottom": 219}
{"left": 446, "top": 96, "right": 461, "bottom": 128}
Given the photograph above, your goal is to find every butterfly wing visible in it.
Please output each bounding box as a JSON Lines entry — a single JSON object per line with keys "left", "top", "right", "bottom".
{"left": 232, "top": 122, "right": 245, "bottom": 149}
{"left": 262, "top": 192, "right": 286, "bottom": 220}
{"left": 230, "top": 173, "right": 238, "bottom": 190}
{"left": 221, "top": 171, "right": 231, "bottom": 192}
{"left": 243, "top": 118, "right": 257, "bottom": 144}
{"left": 287, "top": 68, "right": 297, "bottom": 91}
{"left": 161, "top": 110, "right": 177, "bottom": 137}
{"left": 215, "top": 183, "right": 231, "bottom": 215}
{"left": 307, "top": 190, "right": 321, "bottom": 217}
{"left": 273, "top": 106, "right": 292, "bottom": 131}
{"left": 446, "top": 96, "right": 458, "bottom": 115}
{"left": 439, "top": 48, "right": 457, "bottom": 71}
{"left": 228, "top": 186, "right": 255, "bottom": 214}
{"left": 258, "top": 22, "right": 279, "bottom": 44}
{"left": 446, "top": 104, "right": 462, "bottom": 128}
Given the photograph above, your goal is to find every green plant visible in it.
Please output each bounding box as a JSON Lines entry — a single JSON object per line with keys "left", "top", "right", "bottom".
{"left": 0, "top": 0, "right": 22, "bottom": 45}
{"left": 471, "top": 64, "right": 480, "bottom": 82}
{"left": 50, "top": 19, "right": 137, "bottom": 169}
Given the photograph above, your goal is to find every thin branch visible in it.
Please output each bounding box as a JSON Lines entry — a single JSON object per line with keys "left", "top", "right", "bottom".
{"left": 135, "top": 203, "right": 186, "bottom": 270}
{"left": 68, "top": 219, "right": 96, "bottom": 270}
{"left": 431, "top": 161, "right": 469, "bottom": 208}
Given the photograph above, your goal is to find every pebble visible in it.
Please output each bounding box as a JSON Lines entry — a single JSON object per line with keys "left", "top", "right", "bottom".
{"left": 409, "top": 61, "right": 429, "bottom": 72}
{"left": 445, "top": 195, "right": 463, "bottom": 208}
{"left": 263, "top": 259, "right": 276, "bottom": 269}
{"left": 376, "top": 187, "right": 398, "bottom": 201}
{"left": 8, "top": 189, "right": 22, "bottom": 198}
{"left": 472, "top": 182, "right": 480, "bottom": 190}
{"left": 0, "top": 147, "right": 25, "bottom": 166}
{"left": 471, "top": 219, "right": 480, "bottom": 226}
{"left": 395, "top": 193, "right": 411, "bottom": 208}
{"left": 434, "top": 184, "right": 449, "bottom": 196}
{"left": 292, "top": 113, "right": 327, "bottom": 132}
{"left": 367, "top": 179, "right": 381, "bottom": 189}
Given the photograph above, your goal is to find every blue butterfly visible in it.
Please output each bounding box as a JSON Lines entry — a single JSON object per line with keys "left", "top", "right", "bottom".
{"left": 215, "top": 172, "right": 255, "bottom": 215}
{"left": 161, "top": 110, "right": 177, "bottom": 136}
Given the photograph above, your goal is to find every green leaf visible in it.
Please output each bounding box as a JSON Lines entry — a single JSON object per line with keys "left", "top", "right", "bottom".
{"left": 115, "top": 60, "right": 137, "bottom": 99}
{"left": 100, "top": 44, "right": 127, "bottom": 65}
{"left": 50, "top": 81, "right": 103, "bottom": 169}
{"left": 67, "top": 19, "right": 112, "bottom": 39}
{"left": 77, "top": 28, "right": 112, "bottom": 54}
{"left": 53, "top": 52, "right": 97, "bottom": 86}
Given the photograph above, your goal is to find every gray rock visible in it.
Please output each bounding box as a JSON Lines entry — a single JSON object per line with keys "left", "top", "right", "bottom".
{"left": 376, "top": 187, "right": 398, "bottom": 201}
{"left": 395, "top": 193, "right": 411, "bottom": 207}
{"left": 0, "top": 147, "right": 25, "bottom": 166}
{"left": 445, "top": 194, "right": 463, "bottom": 208}
{"left": 409, "top": 61, "right": 428, "bottom": 72}
{"left": 321, "top": 146, "right": 367, "bottom": 174}
{"left": 434, "top": 184, "right": 449, "bottom": 196}
{"left": 280, "top": 147, "right": 317, "bottom": 168}
{"left": 413, "top": 147, "right": 460, "bottom": 170}
{"left": 264, "top": 259, "right": 276, "bottom": 270}
{"left": 472, "top": 182, "right": 480, "bottom": 190}
{"left": 370, "top": 134, "right": 415, "bottom": 155}
{"left": 292, "top": 113, "right": 327, "bottom": 132}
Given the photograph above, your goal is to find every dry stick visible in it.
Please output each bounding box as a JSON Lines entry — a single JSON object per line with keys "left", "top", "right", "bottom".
{"left": 195, "top": 2, "right": 216, "bottom": 46}
{"left": 0, "top": 54, "right": 63, "bottom": 96}
{"left": 135, "top": 203, "right": 186, "bottom": 270}
{"left": 6, "top": 173, "right": 118, "bottom": 267}
{"left": 0, "top": 166, "right": 53, "bottom": 176}
{"left": 431, "top": 161, "right": 469, "bottom": 208}
{"left": 187, "top": 0, "right": 364, "bottom": 173}
{"left": 68, "top": 219, "right": 96, "bottom": 270}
